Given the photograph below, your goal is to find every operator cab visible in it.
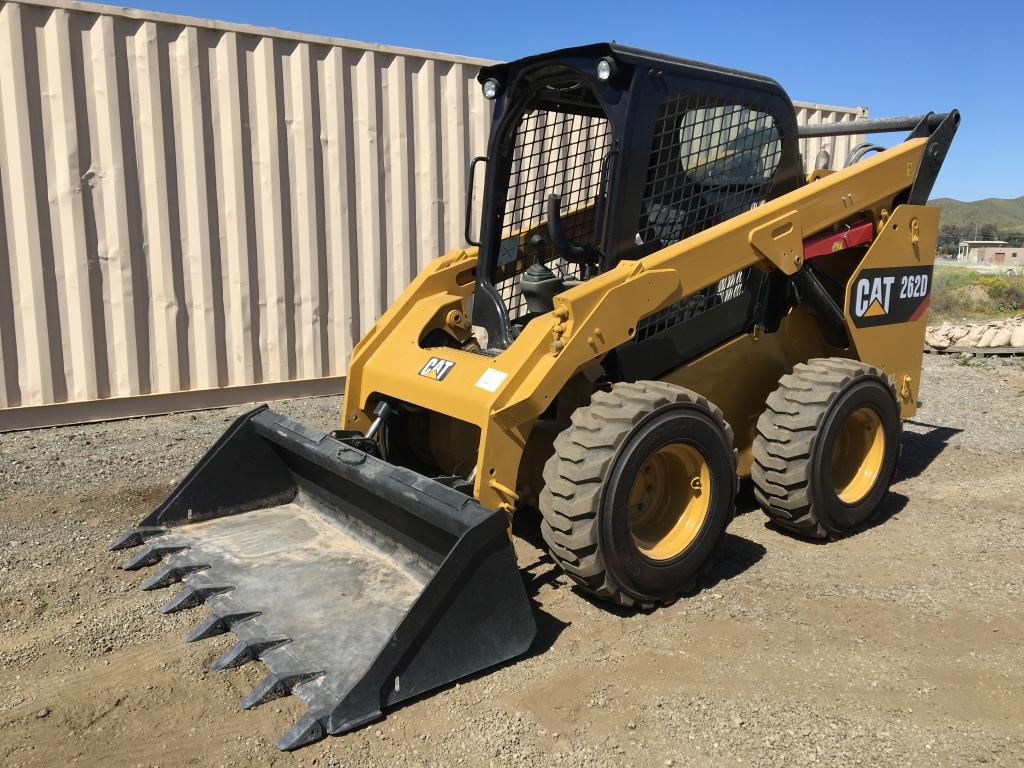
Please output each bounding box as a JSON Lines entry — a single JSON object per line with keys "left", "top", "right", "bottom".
{"left": 469, "top": 43, "right": 804, "bottom": 350}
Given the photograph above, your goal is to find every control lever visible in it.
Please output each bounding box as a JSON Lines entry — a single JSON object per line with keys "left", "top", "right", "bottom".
{"left": 519, "top": 234, "right": 564, "bottom": 315}
{"left": 529, "top": 234, "right": 546, "bottom": 264}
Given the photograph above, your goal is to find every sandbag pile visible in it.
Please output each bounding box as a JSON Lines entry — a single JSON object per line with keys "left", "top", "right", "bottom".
{"left": 925, "top": 317, "right": 1024, "bottom": 350}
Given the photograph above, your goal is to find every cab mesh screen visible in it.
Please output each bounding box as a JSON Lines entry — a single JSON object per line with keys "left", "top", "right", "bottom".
{"left": 633, "top": 95, "right": 781, "bottom": 341}
{"left": 495, "top": 108, "right": 612, "bottom": 319}
{"left": 638, "top": 96, "right": 782, "bottom": 248}
{"left": 634, "top": 267, "right": 755, "bottom": 343}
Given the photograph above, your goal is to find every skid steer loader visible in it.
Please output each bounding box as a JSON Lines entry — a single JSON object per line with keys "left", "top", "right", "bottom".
{"left": 111, "top": 43, "right": 958, "bottom": 750}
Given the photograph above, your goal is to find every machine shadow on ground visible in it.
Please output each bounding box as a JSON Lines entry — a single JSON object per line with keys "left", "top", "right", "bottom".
{"left": 512, "top": 510, "right": 766, "bottom": 618}
{"left": 757, "top": 491, "right": 910, "bottom": 544}
{"left": 511, "top": 511, "right": 576, "bottom": 641}
{"left": 733, "top": 418, "right": 960, "bottom": 544}
{"left": 897, "top": 420, "right": 963, "bottom": 481}
{"left": 697, "top": 533, "right": 767, "bottom": 591}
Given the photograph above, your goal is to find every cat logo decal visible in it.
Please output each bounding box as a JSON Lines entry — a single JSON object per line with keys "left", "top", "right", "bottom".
{"left": 849, "top": 266, "right": 932, "bottom": 328}
{"left": 418, "top": 356, "right": 455, "bottom": 381}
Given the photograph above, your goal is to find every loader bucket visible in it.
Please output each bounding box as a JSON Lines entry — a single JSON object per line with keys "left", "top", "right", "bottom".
{"left": 109, "top": 406, "right": 536, "bottom": 750}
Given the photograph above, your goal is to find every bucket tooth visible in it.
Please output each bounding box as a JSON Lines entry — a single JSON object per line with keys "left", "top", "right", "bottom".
{"left": 240, "top": 671, "right": 321, "bottom": 710}
{"left": 183, "top": 611, "right": 260, "bottom": 643}
{"left": 108, "top": 526, "right": 166, "bottom": 551}
{"left": 210, "top": 637, "right": 290, "bottom": 672}
{"left": 122, "top": 544, "right": 187, "bottom": 571}
{"left": 141, "top": 562, "right": 209, "bottom": 591}
{"left": 276, "top": 713, "right": 326, "bottom": 752}
{"left": 160, "top": 585, "right": 230, "bottom": 614}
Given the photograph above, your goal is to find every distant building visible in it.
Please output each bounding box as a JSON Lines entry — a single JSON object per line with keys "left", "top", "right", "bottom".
{"left": 957, "top": 240, "right": 1022, "bottom": 270}
{"left": 957, "top": 240, "right": 1007, "bottom": 261}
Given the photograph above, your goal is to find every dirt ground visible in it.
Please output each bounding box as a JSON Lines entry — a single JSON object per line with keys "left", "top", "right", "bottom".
{"left": 1, "top": 354, "right": 1023, "bottom": 768}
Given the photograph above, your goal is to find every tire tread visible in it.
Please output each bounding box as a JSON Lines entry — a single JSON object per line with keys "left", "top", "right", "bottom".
{"left": 752, "top": 357, "right": 893, "bottom": 539}
{"left": 539, "top": 381, "right": 735, "bottom": 608}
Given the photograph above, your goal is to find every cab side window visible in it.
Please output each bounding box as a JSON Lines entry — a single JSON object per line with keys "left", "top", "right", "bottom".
{"left": 638, "top": 96, "right": 782, "bottom": 249}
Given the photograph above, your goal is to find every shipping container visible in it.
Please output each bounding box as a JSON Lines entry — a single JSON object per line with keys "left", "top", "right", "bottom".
{"left": 0, "top": 0, "right": 868, "bottom": 429}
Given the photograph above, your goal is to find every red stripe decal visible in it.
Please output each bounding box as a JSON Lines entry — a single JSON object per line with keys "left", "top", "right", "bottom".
{"left": 909, "top": 294, "right": 930, "bottom": 322}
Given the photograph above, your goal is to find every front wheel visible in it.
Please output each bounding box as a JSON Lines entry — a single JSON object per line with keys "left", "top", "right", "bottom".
{"left": 539, "top": 381, "right": 737, "bottom": 609}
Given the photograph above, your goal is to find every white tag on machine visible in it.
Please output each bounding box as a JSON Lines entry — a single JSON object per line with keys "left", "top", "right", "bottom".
{"left": 475, "top": 368, "right": 508, "bottom": 392}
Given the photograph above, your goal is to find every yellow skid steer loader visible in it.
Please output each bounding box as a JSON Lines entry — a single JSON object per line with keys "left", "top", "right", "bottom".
{"left": 111, "top": 43, "right": 958, "bottom": 749}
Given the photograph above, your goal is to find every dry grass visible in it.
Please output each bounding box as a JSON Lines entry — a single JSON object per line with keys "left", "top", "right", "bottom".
{"left": 930, "top": 267, "right": 1024, "bottom": 321}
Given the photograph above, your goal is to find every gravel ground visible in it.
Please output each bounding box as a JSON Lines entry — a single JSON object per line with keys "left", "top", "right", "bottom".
{"left": 1, "top": 354, "right": 1023, "bottom": 767}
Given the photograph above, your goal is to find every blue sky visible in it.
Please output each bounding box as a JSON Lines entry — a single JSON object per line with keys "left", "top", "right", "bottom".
{"left": 129, "top": 0, "right": 1022, "bottom": 202}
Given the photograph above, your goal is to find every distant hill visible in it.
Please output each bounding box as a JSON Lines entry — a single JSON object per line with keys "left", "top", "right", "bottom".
{"left": 929, "top": 196, "right": 1024, "bottom": 236}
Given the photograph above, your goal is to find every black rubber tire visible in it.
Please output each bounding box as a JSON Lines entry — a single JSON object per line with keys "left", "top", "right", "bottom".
{"left": 538, "top": 381, "right": 737, "bottom": 609}
{"left": 752, "top": 358, "right": 901, "bottom": 539}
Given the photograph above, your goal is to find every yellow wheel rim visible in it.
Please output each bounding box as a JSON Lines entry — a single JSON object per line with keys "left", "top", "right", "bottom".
{"left": 830, "top": 406, "right": 885, "bottom": 504}
{"left": 627, "top": 444, "right": 711, "bottom": 561}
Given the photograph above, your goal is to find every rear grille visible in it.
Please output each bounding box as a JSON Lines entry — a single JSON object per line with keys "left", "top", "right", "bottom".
{"left": 635, "top": 268, "right": 753, "bottom": 342}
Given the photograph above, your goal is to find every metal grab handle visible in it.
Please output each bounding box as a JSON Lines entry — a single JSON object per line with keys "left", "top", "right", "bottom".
{"left": 465, "top": 156, "right": 487, "bottom": 247}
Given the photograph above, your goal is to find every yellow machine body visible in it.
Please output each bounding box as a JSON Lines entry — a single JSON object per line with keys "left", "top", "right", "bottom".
{"left": 342, "top": 138, "right": 940, "bottom": 514}
{"left": 111, "top": 44, "right": 959, "bottom": 750}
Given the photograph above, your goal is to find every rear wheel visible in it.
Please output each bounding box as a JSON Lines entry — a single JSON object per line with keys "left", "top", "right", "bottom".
{"left": 752, "top": 358, "right": 901, "bottom": 539}
{"left": 539, "top": 382, "right": 737, "bottom": 609}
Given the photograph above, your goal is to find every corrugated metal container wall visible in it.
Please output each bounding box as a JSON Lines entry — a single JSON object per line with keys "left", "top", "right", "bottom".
{"left": 794, "top": 103, "right": 870, "bottom": 173}
{"left": 0, "top": 0, "right": 867, "bottom": 430}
